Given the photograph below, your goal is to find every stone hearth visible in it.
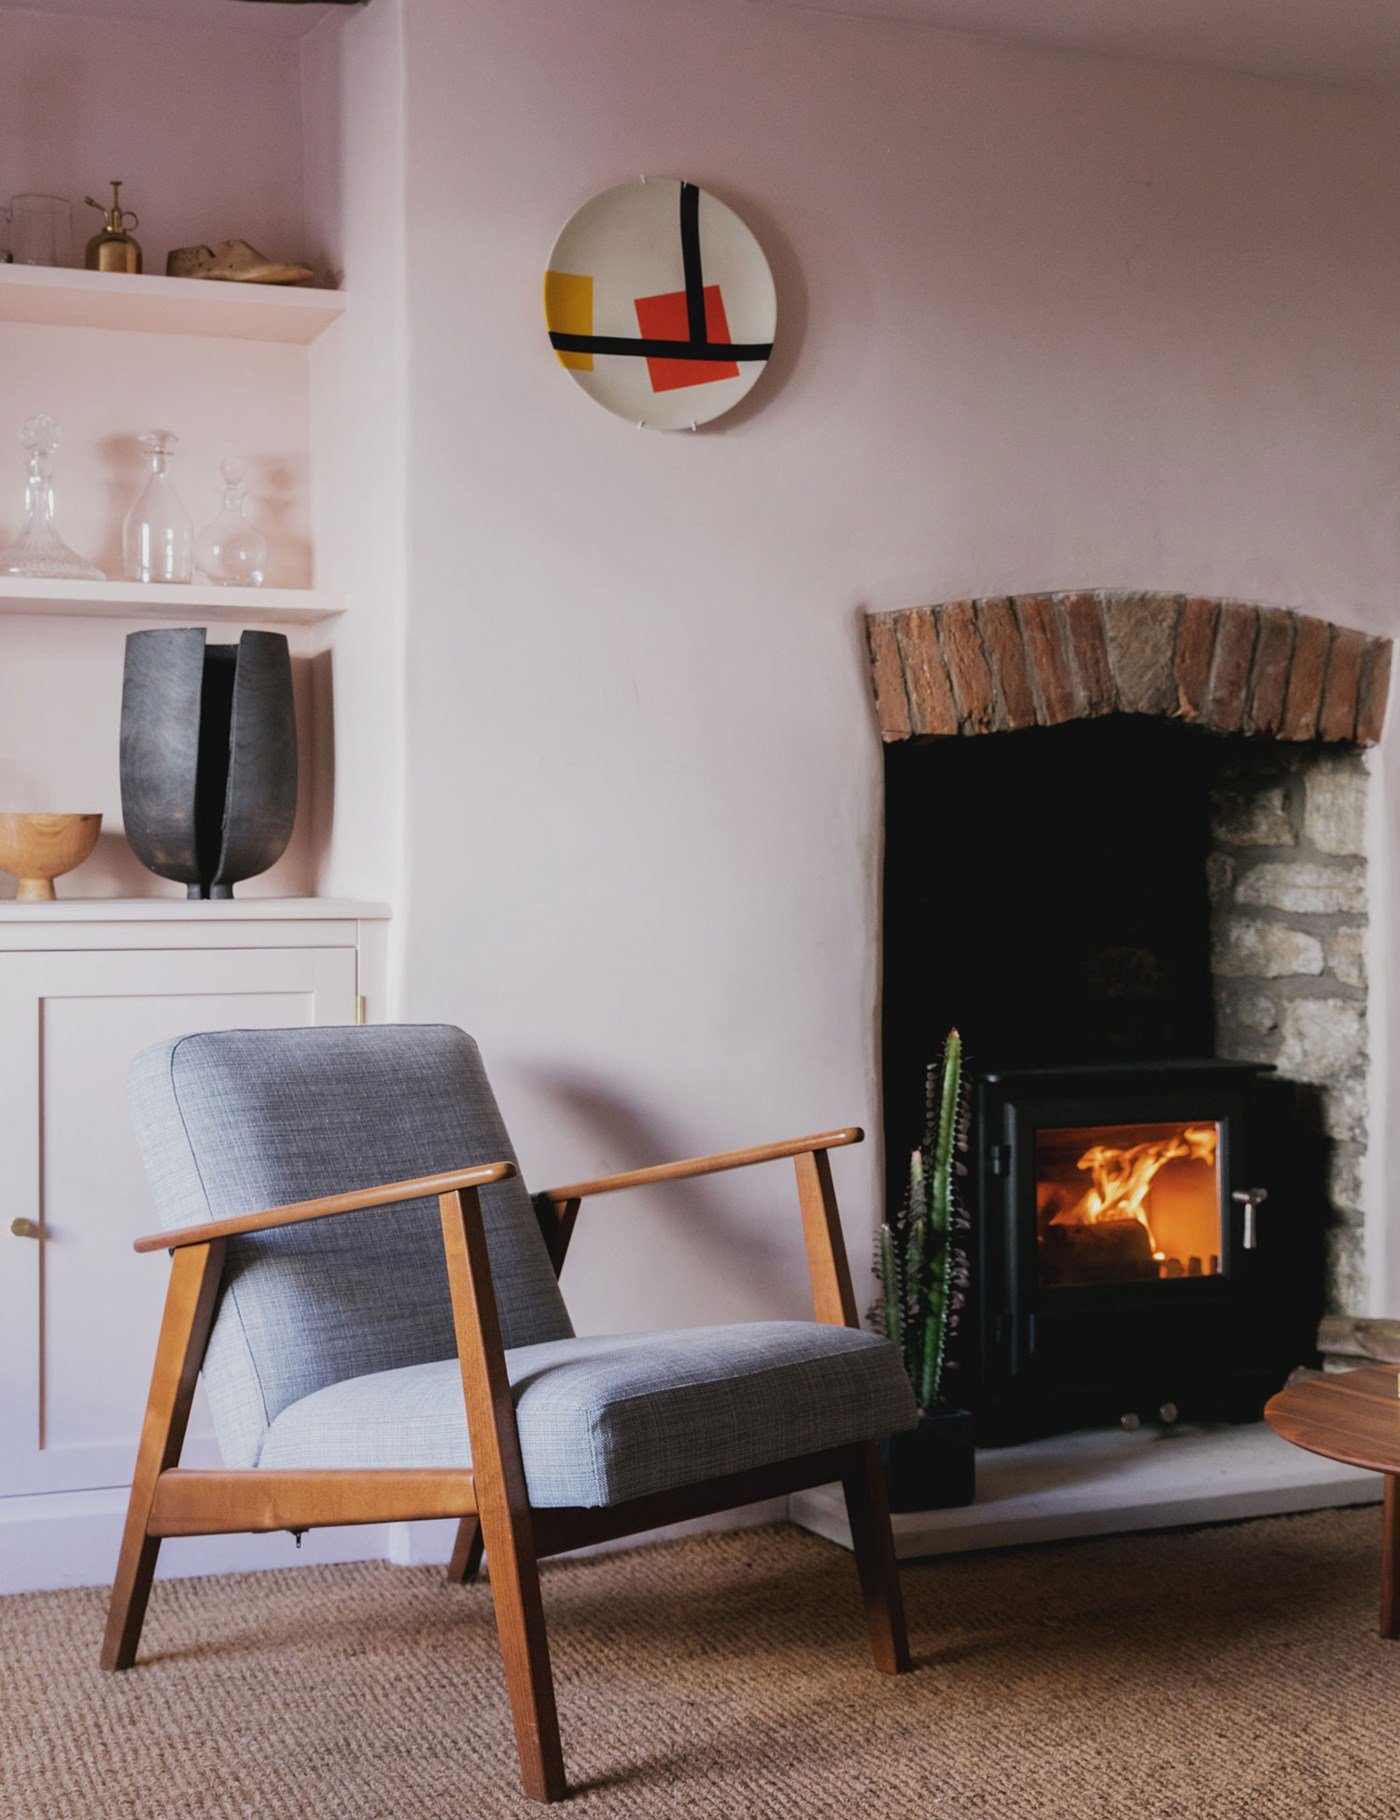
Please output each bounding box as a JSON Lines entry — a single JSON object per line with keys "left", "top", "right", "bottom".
{"left": 791, "top": 1419, "right": 1378, "bottom": 1559}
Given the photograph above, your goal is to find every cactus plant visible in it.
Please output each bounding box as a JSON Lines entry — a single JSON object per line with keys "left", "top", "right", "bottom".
{"left": 873, "top": 1028, "right": 969, "bottom": 1413}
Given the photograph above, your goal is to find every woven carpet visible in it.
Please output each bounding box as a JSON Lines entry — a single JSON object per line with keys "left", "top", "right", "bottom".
{"left": 2, "top": 1508, "right": 1392, "bottom": 1818}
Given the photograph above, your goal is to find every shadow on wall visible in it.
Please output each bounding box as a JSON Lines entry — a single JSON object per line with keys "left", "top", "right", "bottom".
{"left": 306, "top": 645, "right": 336, "bottom": 892}
{"left": 91, "top": 434, "right": 311, "bottom": 587}
{"left": 513, "top": 1063, "right": 799, "bottom": 1318}
{"left": 693, "top": 183, "right": 808, "bottom": 434}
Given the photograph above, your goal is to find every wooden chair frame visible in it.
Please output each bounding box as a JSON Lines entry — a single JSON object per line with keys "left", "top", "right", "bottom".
{"left": 104, "top": 1129, "right": 910, "bottom": 1803}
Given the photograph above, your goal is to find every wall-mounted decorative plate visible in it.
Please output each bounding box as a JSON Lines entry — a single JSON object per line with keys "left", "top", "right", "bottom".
{"left": 544, "top": 179, "right": 776, "bottom": 430}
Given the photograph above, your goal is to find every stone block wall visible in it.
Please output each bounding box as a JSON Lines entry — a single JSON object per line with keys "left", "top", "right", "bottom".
{"left": 1208, "top": 749, "right": 1369, "bottom": 1310}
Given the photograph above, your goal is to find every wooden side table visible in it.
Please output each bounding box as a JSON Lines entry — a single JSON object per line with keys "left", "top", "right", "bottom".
{"left": 1266, "top": 1365, "right": 1400, "bottom": 1636}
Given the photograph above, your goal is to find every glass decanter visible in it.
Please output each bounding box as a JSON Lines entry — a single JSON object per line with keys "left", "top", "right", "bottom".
{"left": 124, "top": 431, "right": 193, "bottom": 584}
{"left": 195, "top": 457, "right": 268, "bottom": 587}
{"left": 0, "top": 415, "right": 104, "bottom": 580}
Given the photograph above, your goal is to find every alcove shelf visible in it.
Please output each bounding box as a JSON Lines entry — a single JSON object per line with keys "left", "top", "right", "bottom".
{"left": 0, "top": 577, "right": 346, "bottom": 625}
{"left": 0, "top": 264, "right": 345, "bottom": 344}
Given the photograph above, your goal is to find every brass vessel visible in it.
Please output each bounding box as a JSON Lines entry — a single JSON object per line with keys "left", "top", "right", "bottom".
{"left": 84, "top": 181, "right": 141, "bottom": 274}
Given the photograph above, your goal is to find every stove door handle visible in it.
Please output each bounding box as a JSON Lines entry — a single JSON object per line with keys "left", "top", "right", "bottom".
{"left": 1231, "top": 1186, "right": 1269, "bottom": 1250}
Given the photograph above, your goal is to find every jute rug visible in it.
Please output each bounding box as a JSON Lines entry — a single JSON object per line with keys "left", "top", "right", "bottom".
{"left": 1, "top": 1508, "right": 1393, "bottom": 1818}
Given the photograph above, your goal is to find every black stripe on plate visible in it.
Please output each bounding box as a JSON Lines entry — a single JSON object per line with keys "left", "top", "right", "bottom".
{"left": 679, "top": 181, "right": 706, "bottom": 345}
{"left": 550, "top": 331, "right": 771, "bottom": 362}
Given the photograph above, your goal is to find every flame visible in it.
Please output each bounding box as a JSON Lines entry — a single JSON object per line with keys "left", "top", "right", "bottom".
{"left": 1049, "top": 1124, "right": 1217, "bottom": 1259}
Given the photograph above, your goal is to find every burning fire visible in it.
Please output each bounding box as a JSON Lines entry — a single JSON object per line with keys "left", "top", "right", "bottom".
{"left": 1050, "top": 1124, "right": 1218, "bottom": 1260}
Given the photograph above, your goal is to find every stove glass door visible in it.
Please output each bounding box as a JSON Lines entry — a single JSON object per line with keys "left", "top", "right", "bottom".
{"left": 1035, "top": 1119, "right": 1224, "bottom": 1289}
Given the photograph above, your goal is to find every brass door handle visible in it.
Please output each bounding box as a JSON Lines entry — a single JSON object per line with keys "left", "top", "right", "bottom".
{"left": 9, "top": 1217, "right": 39, "bottom": 1239}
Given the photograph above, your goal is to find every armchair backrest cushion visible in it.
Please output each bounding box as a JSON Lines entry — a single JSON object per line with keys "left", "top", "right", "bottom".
{"left": 128, "top": 1024, "right": 573, "bottom": 1468}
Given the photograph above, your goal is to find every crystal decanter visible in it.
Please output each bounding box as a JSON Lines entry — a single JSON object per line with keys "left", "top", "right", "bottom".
{"left": 0, "top": 415, "right": 104, "bottom": 580}
{"left": 195, "top": 457, "right": 268, "bottom": 587}
{"left": 124, "top": 431, "right": 193, "bottom": 584}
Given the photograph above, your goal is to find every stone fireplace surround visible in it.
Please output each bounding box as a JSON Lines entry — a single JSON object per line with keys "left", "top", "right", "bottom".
{"left": 787, "top": 593, "right": 1394, "bottom": 1560}
{"left": 865, "top": 590, "right": 1391, "bottom": 1320}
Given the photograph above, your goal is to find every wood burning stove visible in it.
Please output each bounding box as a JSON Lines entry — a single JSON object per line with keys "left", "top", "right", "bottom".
{"left": 966, "top": 1059, "right": 1323, "bottom": 1442}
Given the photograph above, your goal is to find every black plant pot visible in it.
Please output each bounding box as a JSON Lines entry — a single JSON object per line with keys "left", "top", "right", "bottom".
{"left": 880, "top": 1407, "right": 976, "bottom": 1512}
{"left": 120, "top": 627, "right": 297, "bottom": 900}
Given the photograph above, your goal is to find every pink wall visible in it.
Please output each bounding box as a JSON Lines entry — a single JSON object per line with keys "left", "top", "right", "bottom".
{"left": 0, "top": 5, "right": 306, "bottom": 272}
{"left": 302, "top": 0, "right": 409, "bottom": 916}
{"left": 391, "top": 0, "right": 1400, "bottom": 1332}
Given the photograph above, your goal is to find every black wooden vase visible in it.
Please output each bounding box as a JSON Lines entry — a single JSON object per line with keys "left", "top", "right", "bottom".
{"left": 120, "top": 627, "right": 297, "bottom": 900}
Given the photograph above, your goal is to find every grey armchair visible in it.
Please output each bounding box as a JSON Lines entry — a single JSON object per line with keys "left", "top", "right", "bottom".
{"left": 104, "top": 1024, "right": 917, "bottom": 1803}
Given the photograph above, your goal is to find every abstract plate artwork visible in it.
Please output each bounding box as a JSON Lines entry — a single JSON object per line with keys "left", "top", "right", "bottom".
{"left": 544, "top": 179, "right": 776, "bottom": 430}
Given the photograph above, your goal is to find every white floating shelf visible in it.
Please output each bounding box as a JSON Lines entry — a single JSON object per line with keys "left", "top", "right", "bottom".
{"left": 0, "top": 578, "right": 345, "bottom": 626}
{"left": 0, "top": 264, "right": 345, "bottom": 344}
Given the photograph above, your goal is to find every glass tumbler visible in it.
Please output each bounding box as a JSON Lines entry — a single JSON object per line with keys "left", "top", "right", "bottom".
{"left": 5, "top": 196, "right": 73, "bottom": 267}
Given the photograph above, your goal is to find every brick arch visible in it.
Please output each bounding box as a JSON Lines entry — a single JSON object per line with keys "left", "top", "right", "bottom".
{"left": 865, "top": 591, "right": 1391, "bottom": 747}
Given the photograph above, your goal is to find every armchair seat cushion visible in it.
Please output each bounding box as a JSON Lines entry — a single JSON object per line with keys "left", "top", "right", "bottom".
{"left": 256, "top": 1320, "right": 917, "bottom": 1507}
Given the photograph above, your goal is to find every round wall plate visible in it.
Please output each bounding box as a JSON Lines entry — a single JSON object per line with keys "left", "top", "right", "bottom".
{"left": 544, "top": 178, "right": 776, "bottom": 430}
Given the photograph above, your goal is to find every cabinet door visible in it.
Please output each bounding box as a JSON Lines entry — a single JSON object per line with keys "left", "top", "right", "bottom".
{"left": 0, "top": 945, "right": 358, "bottom": 1499}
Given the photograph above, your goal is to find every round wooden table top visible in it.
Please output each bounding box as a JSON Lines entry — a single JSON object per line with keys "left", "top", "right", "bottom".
{"left": 1266, "top": 1365, "right": 1400, "bottom": 1476}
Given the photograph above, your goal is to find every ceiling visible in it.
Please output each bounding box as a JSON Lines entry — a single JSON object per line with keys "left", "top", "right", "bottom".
{"left": 6, "top": 0, "right": 341, "bottom": 36}
{"left": 9, "top": 0, "right": 1400, "bottom": 86}
{"left": 750, "top": 0, "right": 1400, "bottom": 90}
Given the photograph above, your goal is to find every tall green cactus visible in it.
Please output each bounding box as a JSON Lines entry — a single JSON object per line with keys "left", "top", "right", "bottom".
{"left": 874, "top": 1029, "right": 967, "bottom": 1413}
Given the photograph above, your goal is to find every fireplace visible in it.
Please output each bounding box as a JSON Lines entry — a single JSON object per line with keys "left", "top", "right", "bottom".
{"left": 867, "top": 590, "right": 1390, "bottom": 1440}
{"left": 968, "top": 1060, "right": 1319, "bottom": 1440}
{"left": 1037, "top": 1120, "right": 1221, "bottom": 1291}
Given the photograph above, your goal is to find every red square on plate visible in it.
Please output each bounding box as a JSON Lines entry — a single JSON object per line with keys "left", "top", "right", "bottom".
{"left": 634, "top": 285, "right": 740, "bottom": 392}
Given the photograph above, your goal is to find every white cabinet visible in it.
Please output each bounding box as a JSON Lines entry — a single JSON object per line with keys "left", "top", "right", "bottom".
{"left": 0, "top": 901, "right": 389, "bottom": 1590}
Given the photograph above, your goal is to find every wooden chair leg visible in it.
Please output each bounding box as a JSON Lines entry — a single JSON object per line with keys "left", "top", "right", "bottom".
{"left": 441, "top": 1189, "right": 567, "bottom": 1802}
{"left": 447, "top": 1515, "right": 484, "bottom": 1585}
{"left": 478, "top": 1503, "right": 566, "bottom": 1802}
{"left": 101, "top": 1239, "right": 225, "bottom": 1672}
{"left": 842, "top": 1441, "right": 911, "bottom": 1674}
{"left": 1382, "top": 1476, "right": 1400, "bottom": 1640}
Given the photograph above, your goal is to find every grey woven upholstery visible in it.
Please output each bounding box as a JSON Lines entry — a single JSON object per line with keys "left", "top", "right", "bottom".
{"left": 128, "top": 1023, "right": 917, "bottom": 1502}
{"left": 257, "top": 1322, "right": 917, "bottom": 1505}
{"left": 128, "top": 1026, "right": 572, "bottom": 1468}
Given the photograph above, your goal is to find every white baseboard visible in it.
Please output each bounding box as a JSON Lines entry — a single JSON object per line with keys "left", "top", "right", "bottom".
{"left": 388, "top": 1496, "right": 791, "bottom": 1567}
{"left": 0, "top": 1486, "right": 394, "bottom": 1595}
{"left": 0, "top": 1485, "right": 791, "bottom": 1594}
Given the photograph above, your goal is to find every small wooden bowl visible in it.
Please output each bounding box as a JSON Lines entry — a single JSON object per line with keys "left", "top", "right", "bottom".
{"left": 0, "top": 813, "right": 102, "bottom": 902}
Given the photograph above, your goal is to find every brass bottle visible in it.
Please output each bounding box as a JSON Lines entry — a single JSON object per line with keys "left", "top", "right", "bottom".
{"left": 84, "top": 181, "right": 141, "bottom": 274}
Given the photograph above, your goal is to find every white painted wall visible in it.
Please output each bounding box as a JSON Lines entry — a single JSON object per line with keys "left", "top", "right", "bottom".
{"left": 390, "top": 0, "right": 1400, "bottom": 1333}
{"left": 301, "top": 0, "right": 409, "bottom": 952}
{"left": 0, "top": 4, "right": 307, "bottom": 273}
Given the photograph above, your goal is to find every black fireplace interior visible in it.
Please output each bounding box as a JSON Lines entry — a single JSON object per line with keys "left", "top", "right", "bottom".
{"left": 882, "top": 716, "right": 1325, "bottom": 1439}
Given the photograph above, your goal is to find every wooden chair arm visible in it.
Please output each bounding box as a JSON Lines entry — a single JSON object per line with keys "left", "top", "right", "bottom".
{"left": 133, "top": 1162, "right": 518, "bottom": 1254}
{"left": 540, "top": 1128, "right": 863, "bottom": 1204}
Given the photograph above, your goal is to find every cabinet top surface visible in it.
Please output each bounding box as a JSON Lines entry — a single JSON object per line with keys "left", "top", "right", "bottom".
{"left": 0, "top": 898, "right": 390, "bottom": 922}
